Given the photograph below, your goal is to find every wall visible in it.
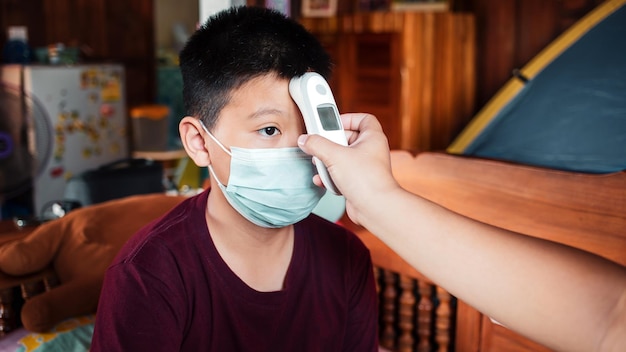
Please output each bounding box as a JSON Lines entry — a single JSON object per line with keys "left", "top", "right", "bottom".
{"left": 0, "top": 0, "right": 604, "bottom": 131}
{"left": 0, "top": 0, "right": 156, "bottom": 109}
{"left": 155, "top": 0, "right": 199, "bottom": 61}
{"left": 457, "top": 0, "right": 604, "bottom": 110}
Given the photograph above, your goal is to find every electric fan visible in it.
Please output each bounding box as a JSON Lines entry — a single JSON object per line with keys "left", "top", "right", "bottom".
{"left": 0, "top": 83, "right": 52, "bottom": 213}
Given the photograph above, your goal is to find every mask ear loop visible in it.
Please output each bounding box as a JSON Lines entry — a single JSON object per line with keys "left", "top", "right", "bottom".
{"left": 198, "top": 119, "right": 230, "bottom": 187}
{"left": 198, "top": 120, "right": 232, "bottom": 157}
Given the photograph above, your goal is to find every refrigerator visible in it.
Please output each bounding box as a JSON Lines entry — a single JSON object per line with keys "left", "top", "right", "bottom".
{"left": 0, "top": 64, "right": 129, "bottom": 218}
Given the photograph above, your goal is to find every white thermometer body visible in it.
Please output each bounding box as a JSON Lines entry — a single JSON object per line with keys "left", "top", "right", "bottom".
{"left": 289, "top": 72, "right": 347, "bottom": 195}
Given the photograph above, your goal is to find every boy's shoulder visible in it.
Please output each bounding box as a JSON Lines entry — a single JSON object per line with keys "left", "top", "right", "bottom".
{"left": 113, "top": 191, "right": 208, "bottom": 264}
{"left": 137, "top": 191, "right": 204, "bottom": 235}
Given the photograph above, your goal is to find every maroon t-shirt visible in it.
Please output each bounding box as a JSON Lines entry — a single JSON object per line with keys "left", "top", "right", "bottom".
{"left": 91, "top": 190, "right": 378, "bottom": 351}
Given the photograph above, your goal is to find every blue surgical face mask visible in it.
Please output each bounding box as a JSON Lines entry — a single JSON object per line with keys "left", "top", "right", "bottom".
{"left": 200, "top": 121, "right": 325, "bottom": 228}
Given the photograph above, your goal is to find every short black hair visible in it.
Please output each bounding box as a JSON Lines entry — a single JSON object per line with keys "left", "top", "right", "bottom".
{"left": 179, "top": 6, "right": 332, "bottom": 130}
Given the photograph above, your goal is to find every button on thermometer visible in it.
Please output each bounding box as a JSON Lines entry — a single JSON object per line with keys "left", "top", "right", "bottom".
{"left": 289, "top": 72, "right": 347, "bottom": 195}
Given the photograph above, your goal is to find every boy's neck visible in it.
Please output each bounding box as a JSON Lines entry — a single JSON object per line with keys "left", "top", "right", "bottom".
{"left": 206, "top": 190, "right": 295, "bottom": 292}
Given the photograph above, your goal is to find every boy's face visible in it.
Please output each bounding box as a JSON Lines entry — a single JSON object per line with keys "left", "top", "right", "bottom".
{"left": 206, "top": 73, "right": 306, "bottom": 184}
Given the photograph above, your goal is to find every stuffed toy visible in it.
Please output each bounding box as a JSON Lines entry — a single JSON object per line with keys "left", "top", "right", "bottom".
{"left": 0, "top": 193, "right": 187, "bottom": 332}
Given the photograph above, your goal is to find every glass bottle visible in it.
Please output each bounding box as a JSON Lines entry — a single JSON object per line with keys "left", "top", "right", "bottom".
{"left": 2, "top": 26, "right": 33, "bottom": 64}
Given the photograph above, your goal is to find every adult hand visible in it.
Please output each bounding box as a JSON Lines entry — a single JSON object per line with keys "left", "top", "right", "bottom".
{"left": 298, "top": 113, "right": 401, "bottom": 225}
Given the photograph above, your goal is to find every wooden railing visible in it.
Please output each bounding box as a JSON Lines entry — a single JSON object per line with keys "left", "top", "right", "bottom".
{"left": 340, "top": 214, "right": 457, "bottom": 352}
{"left": 374, "top": 266, "right": 455, "bottom": 352}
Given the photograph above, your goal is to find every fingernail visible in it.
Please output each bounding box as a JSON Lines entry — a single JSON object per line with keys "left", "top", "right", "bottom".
{"left": 297, "top": 134, "right": 308, "bottom": 146}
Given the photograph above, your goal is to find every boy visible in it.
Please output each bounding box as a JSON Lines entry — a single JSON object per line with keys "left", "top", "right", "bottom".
{"left": 91, "top": 6, "right": 378, "bottom": 351}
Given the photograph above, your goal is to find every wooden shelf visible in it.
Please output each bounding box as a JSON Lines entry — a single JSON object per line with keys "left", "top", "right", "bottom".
{"left": 132, "top": 149, "right": 187, "bottom": 161}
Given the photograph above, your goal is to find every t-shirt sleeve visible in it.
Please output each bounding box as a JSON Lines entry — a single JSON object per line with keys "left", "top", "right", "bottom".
{"left": 342, "top": 234, "right": 379, "bottom": 351}
{"left": 90, "top": 261, "right": 186, "bottom": 351}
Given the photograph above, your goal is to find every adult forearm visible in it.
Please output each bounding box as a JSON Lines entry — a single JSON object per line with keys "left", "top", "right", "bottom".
{"left": 358, "top": 187, "right": 626, "bottom": 351}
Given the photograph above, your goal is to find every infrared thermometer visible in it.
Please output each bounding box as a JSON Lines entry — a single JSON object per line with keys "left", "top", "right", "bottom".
{"left": 289, "top": 72, "right": 347, "bottom": 195}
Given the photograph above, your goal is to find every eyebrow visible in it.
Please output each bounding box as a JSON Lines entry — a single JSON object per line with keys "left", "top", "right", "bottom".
{"left": 248, "top": 108, "right": 285, "bottom": 120}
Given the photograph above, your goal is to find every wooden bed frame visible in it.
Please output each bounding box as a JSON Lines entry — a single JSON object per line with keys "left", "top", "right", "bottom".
{"left": 1, "top": 151, "right": 624, "bottom": 351}
{"left": 341, "top": 150, "right": 626, "bottom": 351}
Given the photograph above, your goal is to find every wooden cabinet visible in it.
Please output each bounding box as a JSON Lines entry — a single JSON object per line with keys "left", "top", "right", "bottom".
{"left": 457, "top": 303, "right": 555, "bottom": 351}
{"left": 300, "top": 11, "right": 476, "bottom": 151}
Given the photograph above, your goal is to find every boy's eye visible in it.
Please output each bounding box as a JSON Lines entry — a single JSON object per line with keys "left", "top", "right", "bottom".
{"left": 258, "top": 126, "right": 281, "bottom": 137}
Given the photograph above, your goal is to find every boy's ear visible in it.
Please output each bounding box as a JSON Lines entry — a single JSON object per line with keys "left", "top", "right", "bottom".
{"left": 179, "top": 116, "right": 211, "bottom": 167}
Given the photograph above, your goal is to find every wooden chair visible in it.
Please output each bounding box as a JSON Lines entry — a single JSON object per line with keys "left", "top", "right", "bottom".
{"left": 342, "top": 150, "right": 626, "bottom": 351}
